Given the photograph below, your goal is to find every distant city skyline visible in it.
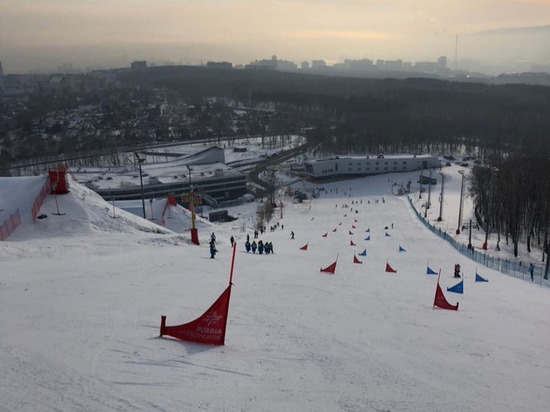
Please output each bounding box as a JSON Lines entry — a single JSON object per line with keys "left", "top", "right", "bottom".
{"left": 1, "top": 1, "right": 549, "bottom": 74}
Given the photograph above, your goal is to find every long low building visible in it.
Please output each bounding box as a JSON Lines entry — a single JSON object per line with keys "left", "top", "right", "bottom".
{"left": 303, "top": 154, "right": 440, "bottom": 178}
{"left": 77, "top": 162, "right": 247, "bottom": 205}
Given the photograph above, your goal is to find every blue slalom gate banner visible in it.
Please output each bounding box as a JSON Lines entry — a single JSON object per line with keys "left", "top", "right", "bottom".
{"left": 475, "top": 273, "right": 489, "bottom": 282}
{"left": 447, "top": 280, "right": 464, "bottom": 294}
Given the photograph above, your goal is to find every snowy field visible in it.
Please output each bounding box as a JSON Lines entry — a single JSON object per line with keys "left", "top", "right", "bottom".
{"left": 1, "top": 166, "right": 550, "bottom": 412}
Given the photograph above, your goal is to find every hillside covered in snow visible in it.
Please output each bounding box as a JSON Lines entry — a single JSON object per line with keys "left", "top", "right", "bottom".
{"left": 1, "top": 166, "right": 549, "bottom": 412}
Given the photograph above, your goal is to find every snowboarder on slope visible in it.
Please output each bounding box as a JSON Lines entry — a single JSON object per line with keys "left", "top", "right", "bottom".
{"left": 454, "top": 263, "right": 461, "bottom": 278}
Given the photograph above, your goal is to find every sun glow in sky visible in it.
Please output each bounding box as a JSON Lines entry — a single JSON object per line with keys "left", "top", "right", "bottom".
{"left": 1, "top": 0, "right": 549, "bottom": 72}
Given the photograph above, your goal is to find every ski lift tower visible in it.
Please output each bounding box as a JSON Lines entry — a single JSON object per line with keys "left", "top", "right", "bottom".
{"left": 181, "top": 188, "right": 201, "bottom": 245}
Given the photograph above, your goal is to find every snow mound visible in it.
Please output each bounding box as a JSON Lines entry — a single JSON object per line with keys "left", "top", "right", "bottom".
{"left": 9, "top": 177, "right": 175, "bottom": 241}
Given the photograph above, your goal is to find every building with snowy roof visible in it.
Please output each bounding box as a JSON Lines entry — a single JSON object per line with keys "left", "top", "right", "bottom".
{"left": 303, "top": 154, "right": 440, "bottom": 178}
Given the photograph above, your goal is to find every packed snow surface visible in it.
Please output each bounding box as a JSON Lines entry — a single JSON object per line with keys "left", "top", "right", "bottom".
{"left": 1, "top": 167, "right": 549, "bottom": 412}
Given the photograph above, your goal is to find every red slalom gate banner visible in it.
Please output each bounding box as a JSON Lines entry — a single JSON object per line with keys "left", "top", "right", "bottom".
{"left": 433, "top": 269, "right": 459, "bottom": 311}
{"left": 160, "top": 286, "right": 231, "bottom": 345}
{"left": 385, "top": 262, "right": 397, "bottom": 273}
{"left": 160, "top": 243, "right": 237, "bottom": 345}
{"left": 320, "top": 254, "right": 338, "bottom": 274}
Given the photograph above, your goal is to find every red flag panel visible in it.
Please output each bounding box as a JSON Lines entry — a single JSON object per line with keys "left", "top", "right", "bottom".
{"left": 433, "top": 283, "right": 459, "bottom": 311}
{"left": 161, "top": 285, "right": 232, "bottom": 345}
{"left": 320, "top": 261, "right": 337, "bottom": 274}
{"left": 385, "top": 262, "right": 397, "bottom": 273}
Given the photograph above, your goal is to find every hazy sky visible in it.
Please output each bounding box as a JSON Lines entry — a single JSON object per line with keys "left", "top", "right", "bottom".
{"left": 1, "top": 0, "right": 549, "bottom": 73}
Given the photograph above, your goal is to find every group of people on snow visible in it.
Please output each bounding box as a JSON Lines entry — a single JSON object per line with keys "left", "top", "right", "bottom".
{"left": 245, "top": 239, "right": 274, "bottom": 254}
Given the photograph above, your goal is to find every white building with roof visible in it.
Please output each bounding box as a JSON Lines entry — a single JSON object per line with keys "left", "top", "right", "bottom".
{"left": 303, "top": 154, "right": 440, "bottom": 178}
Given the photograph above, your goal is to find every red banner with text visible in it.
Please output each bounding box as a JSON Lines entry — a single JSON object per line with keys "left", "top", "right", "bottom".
{"left": 161, "top": 285, "right": 232, "bottom": 345}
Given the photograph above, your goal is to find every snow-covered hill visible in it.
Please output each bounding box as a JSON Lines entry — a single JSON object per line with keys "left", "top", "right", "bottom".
{"left": 1, "top": 168, "right": 549, "bottom": 412}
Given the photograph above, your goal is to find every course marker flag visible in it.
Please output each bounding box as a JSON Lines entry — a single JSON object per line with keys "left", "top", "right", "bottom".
{"left": 160, "top": 243, "right": 237, "bottom": 345}
{"left": 433, "top": 269, "right": 459, "bottom": 311}
{"left": 475, "top": 273, "right": 488, "bottom": 282}
{"left": 447, "top": 280, "right": 464, "bottom": 294}
{"left": 321, "top": 256, "right": 338, "bottom": 274}
{"left": 385, "top": 262, "right": 397, "bottom": 273}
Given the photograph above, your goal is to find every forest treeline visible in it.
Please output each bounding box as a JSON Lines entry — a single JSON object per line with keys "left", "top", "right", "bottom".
{"left": 121, "top": 66, "right": 550, "bottom": 158}
{"left": 470, "top": 157, "right": 550, "bottom": 276}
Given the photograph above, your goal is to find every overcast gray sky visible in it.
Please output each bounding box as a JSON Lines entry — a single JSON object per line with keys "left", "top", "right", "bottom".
{"left": 1, "top": 0, "right": 549, "bottom": 73}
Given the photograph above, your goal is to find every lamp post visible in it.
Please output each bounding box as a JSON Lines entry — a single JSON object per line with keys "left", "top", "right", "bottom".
{"left": 483, "top": 167, "right": 498, "bottom": 250}
{"left": 135, "top": 152, "right": 146, "bottom": 219}
{"left": 456, "top": 170, "right": 465, "bottom": 234}
{"left": 425, "top": 169, "right": 433, "bottom": 218}
{"left": 419, "top": 169, "right": 423, "bottom": 199}
{"left": 468, "top": 219, "right": 473, "bottom": 249}
{"left": 437, "top": 172, "right": 445, "bottom": 221}
{"left": 186, "top": 164, "right": 192, "bottom": 189}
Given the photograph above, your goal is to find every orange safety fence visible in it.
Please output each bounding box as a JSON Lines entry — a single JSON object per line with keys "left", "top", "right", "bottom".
{"left": 31, "top": 178, "right": 52, "bottom": 222}
{"left": 0, "top": 208, "right": 21, "bottom": 241}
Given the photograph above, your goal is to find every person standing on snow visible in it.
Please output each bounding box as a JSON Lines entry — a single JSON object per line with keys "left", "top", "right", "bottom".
{"left": 230, "top": 235, "right": 235, "bottom": 247}
{"left": 454, "top": 263, "right": 461, "bottom": 278}
{"left": 210, "top": 239, "right": 217, "bottom": 259}
{"left": 251, "top": 240, "right": 257, "bottom": 254}
{"left": 529, "top": 263, "right": 535, "bottom": 282}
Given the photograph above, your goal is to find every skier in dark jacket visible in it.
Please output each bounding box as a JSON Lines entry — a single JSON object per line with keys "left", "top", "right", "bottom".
{"left": 454, "top": 263, "right": 461, "bottom": 278}
{"left": 245, "top": 240, "right": 251, "bottom": 252}
{"left": 258, "top": 240, "right": 264, "bottom": 254}
{"left": 251, "top": 241, "right": 257, "bottom": 254}
{"left": 210, "top": 240, "right": 217, "bottom": 259}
